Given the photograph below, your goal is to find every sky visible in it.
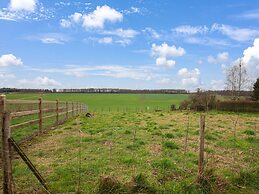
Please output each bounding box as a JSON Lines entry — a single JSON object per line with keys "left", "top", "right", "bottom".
{"left": 0, "top": 0, "right": 259, "bottom": 90}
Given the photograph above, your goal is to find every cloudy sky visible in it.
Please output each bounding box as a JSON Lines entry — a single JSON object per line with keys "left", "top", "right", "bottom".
{"left": 0, "top": 0, "right": 259, "bottom": 90}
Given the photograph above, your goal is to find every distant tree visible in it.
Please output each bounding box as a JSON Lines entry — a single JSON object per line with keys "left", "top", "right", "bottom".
{"left": 179, "top": 90, "right": 216, "bottom": 111}
{"left": 225, "top": 60, "right": 249, "bottom": 99}
{"left": 253, "top": 78, "right": 259, "bottom": 100}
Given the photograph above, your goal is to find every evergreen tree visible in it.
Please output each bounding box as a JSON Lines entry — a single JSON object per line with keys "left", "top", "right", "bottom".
{"left": 253, "top": 78, "right": 259, "bottom": 100}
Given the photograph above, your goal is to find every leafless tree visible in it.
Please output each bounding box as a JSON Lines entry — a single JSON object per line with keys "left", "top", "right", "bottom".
{"left": 225, "top": 60, "right": 249, "bottom": 99}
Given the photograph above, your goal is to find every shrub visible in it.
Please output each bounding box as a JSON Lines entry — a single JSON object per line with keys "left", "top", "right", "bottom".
{"left": 179, "top": 90, "right": 216, "bottom": 111}
{"left": 216, "top": 100, "right": 259, "bottom": 112}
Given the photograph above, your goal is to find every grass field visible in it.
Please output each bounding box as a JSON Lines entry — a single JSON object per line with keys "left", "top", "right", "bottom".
{"left": 3, "top": 110, "right": 259, "bottom": 193}
{"left": 6, "top": 93, "right": 188, "bottom": 111}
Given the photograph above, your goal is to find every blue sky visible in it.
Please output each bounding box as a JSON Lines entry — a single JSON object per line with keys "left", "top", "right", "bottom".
{"left": 0, "top": 0, "right": 259, "bottom": 90}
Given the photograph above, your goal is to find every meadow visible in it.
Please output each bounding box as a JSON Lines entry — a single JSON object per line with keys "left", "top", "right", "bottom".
{"left": 6, "top": 93, "right": 188, "bottom": 111}
{"left": 1, "top": 93, "right": 258, "bottom": 193}
{"left": 3, "top": 111, "right": 259, "bottom": 193}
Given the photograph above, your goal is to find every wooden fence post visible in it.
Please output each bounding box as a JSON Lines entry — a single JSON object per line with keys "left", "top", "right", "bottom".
{"left": 66, "top": 102, "right": 68, "bottom": 120}
{"left": 198, "top": 114, "right": 205, "bottom": 182}
{"left": 0, "top": 94, "right": 6, "bottom": 125}
{"left": 56, "top": 100, "right": 59, "bottom": 125}
{"left": 2, "top": 111, "right": 13, "bottom": 194}
{"left": 38, "top": 98, "right": 42, "bottom": 134}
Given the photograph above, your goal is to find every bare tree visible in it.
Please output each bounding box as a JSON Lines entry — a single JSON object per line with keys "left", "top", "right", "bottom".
{"left": 225, "top": 60, "right": 249, "bottom": 99}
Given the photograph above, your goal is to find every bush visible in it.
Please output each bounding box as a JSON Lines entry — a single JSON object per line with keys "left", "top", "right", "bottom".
{"left": 179, "top": 91, "right": 216, "bottom": 111}
{"left": 216, "top": 100, "right": 259, "bottom": 112}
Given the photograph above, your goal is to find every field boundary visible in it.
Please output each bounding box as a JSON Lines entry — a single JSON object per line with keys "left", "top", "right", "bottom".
{"left": 0, "top": 94, "right": 87, "bottom": 193}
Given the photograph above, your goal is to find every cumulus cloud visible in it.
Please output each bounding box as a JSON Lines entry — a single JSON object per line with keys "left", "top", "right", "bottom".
{"left": 152, "top": 43, "right": 185, "bottom": 57}
{"left": 82, "top": 5, "right": 122, "bottom": 29}
{"left": 61, "top": 5, "right": 123, "bottom": 30}
{"left": 9, "top": 0, "right": 37, "bottom": 12}
{"left": 60, "top": 19, "right": 72, "bottom": 28}
{"left": 178, "top": 68, "right": 200, "bottom": 87}
{"left": 0, "top": 54, "right": 23, "bottom": 67}
{"left": 208, "top": 52, "right": 229, "bottom": 64}
{"left": 151, "top": 43, "right": 185, "bottom": 68}
{"left": 18, "top": 76, "right": 61, "bottom": 87}
{"left": 173, "top": 25, "right": 209, "bottom": 35}
{"left": 240, "top": 38, "right": 259, "bottom": 78}
{"left": 156, "top": 57, "right": 175, "bottom": 68}
{"left": 212, "top": 23, "right": 259, "bottom": 42}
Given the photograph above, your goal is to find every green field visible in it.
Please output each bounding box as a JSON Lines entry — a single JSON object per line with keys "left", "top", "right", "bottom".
{"left": 4, "top": 111, "right": 258, "bottom": 193}
{"left": 6, "top": 93, "right": 188, "bottom": 111}
{"left": 1, "top": 93, "right": 258, "bottom": 193}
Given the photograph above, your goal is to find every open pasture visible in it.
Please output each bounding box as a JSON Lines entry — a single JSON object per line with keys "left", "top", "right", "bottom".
{"left": 5, "top": 110, "right": 259, "bottom": 193}
{"left": 6, "top": 93, "right": 188, "bottom": 112}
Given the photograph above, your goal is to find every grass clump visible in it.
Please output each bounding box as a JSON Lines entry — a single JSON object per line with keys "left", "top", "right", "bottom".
{"left": 163, "top": 141, "right": 179, "bottom": 150}
{"left": 129, "top": 173, "right": 157, "bottom": 194}
{"left": 152, "top": 158, "right": 174, "bottom": 170}
{"left": 97, "top": 176, "right": 126, "bottom": 194}
{"left": 243, "top": 129, "right": 255, "bottom": 136}
{"left": 164, "top": 133, "right": 174, "bottom": 138}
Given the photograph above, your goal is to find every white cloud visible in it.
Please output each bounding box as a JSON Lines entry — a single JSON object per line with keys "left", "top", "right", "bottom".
{"left": 208, "top": 52, "right": 229, "bottom": 64}
{"left": 29, "top": 65, "right": 155, "bottom": 81}
{"left": 151, "top": 43, "right": 185, "bottom": 57}
{"left": 173, "top": 25, "right": 209, "bottom": 35}
{"left": 18, "top": 76, "right": 61, "bottom": 87}
{"left": 123, "top": 6, "right": 141, "bottom": 14}
{"left": 60, "top": 5, "right": 122, "bottom": 30}
{"left": 98, "top": 28, "right": 138, "bottom": 46}
{"left": 39, "top": 33, "right": 68, "bottom": 44}
{"left": 0, "top": 73, "right": 16, "bottom": 81}
{"left": 26, "top": 33, "right": 69, "bottom": 44}
{"left": 142, "top": 27, "right": 160, "bottom": 39}
{"left": 0, "top": 2, "right": 53, "bottom": 21}
{"left": 102, "top": 28, "right": 139, "bottom": 38}
{"left": 70, "top": 12, "right": 82, "bottom": 23}
{"left": 151, "top": 43, "right": 185, "bottom": 68}
{"left": 98, "top": 37, "right": 113, "bottom": 44}
{"left": 156, "top": 78, "right": 174, "bottom": 85}
{"left": 212, "top": 23, "right": 259, "bottom": 42}
{"left": 82, "top": 5, "right": 122, "bottom": 29}
{"left": 156, "top": 57, "right": 175, "bottom": 68}
{"left": 9, "top": 0, "right": 37, "bottom": 12}
{"left": 60, "top": 19, "right": 71, "bottom": 28}
{"left": 178, "top": 68, "right": 200, "bottom": 87}
{"left": 0, "top": 73, "right": 16, "bottom": 87}
{"left": 60, "top": 12, "right": 82, "bottom": 28}
{"left": 240, "top": 38, "right": 259, "bottom": 78}
{"left": 210, "top": 80, "right": 224, "bottom": 90}
{"left": 0, "top": 54, "right": 23, "bottom": 67}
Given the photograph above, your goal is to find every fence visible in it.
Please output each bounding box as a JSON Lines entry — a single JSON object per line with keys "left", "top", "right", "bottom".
{"left": 0, "top": 94, "right": 87, "bottom": 193}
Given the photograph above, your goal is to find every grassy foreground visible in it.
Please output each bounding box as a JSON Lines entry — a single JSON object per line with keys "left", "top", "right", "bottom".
{"left": 6, "top": 93, "right": 188, "bottom": 111}
{"left": 5, "top": 111, "right": 259, "bottom": 193}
